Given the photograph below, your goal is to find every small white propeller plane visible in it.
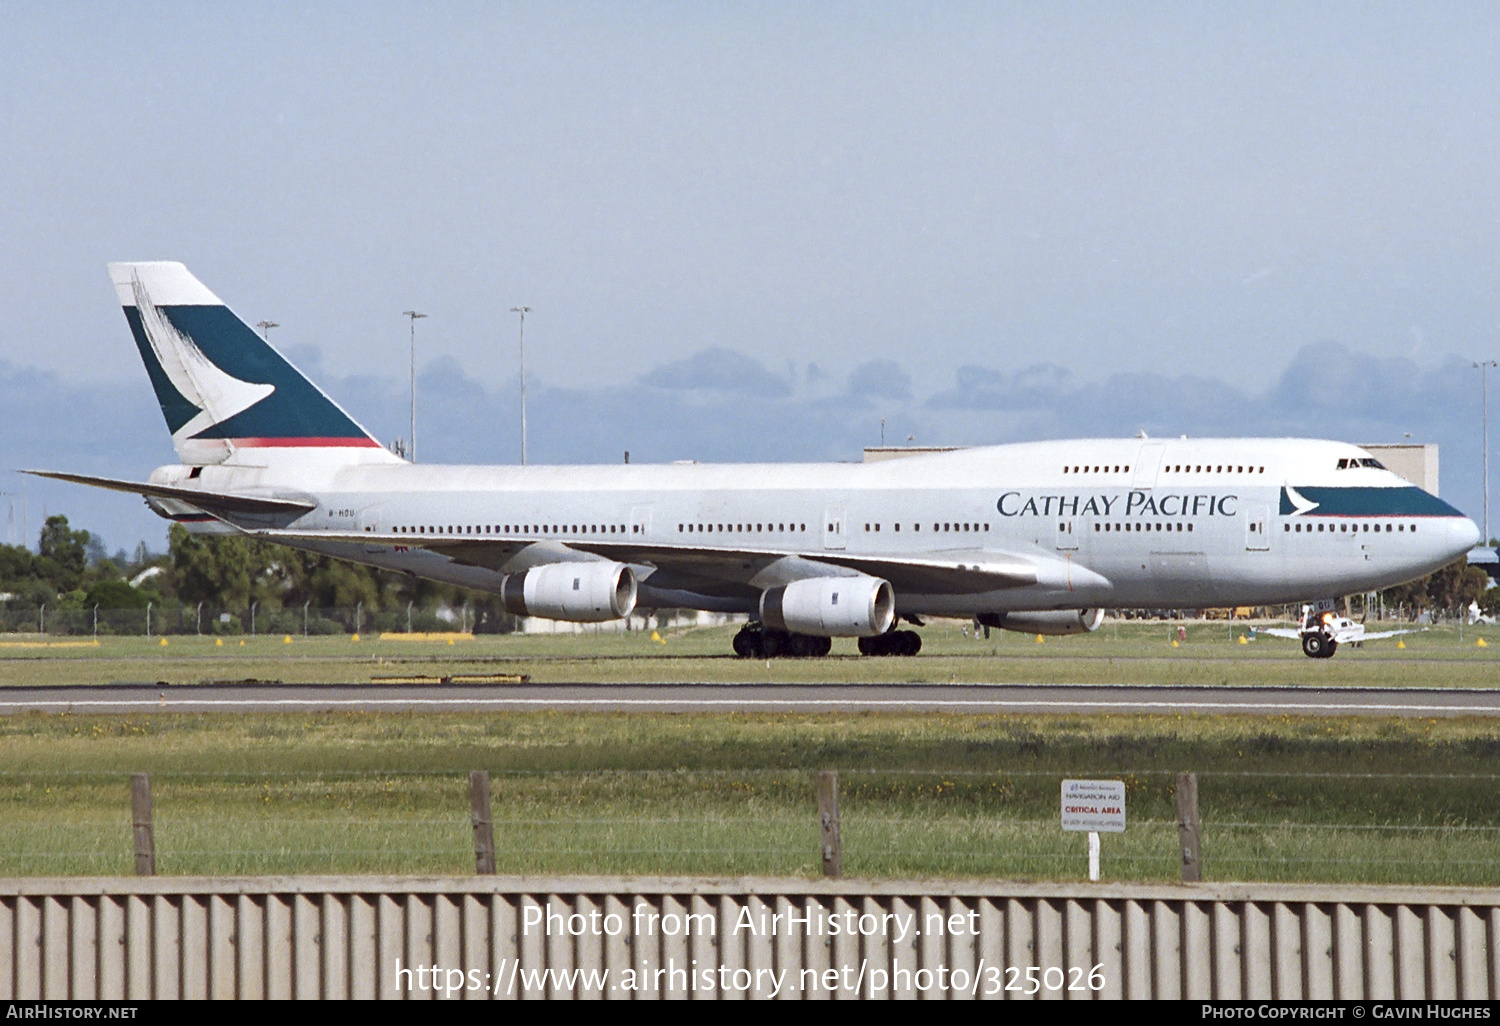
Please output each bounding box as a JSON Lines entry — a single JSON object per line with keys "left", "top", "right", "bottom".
{"left": 1253, "top": 601, "right": 1426, "bottom": 658}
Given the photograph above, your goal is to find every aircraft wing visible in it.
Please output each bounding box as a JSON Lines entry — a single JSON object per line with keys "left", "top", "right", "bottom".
{"left": 603, "top": 544, "right": 1041, "bottom": 594}
{"left": 1358, "top": 627, "right": 1428, "bottom": 641}
{"left": 1255, "top": 624, "right": 1428, "bottom": 642}
{"left": 21, "top": 470, "right": 317, "bottom": 519}
{"left": 249, "top": 528, "right": 1048, "bottom": 592}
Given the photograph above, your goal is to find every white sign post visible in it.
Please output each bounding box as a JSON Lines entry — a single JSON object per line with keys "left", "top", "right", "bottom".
{"left": 1061, "top": 779, "right": 1126, "bottom": 881}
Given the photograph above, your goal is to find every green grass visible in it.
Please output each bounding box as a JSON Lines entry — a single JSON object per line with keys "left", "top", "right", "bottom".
{"left": 0, "top": 619, "right": 1496, "bottom": 687}
{"left": 2, "top": 711, "right": 1500, "bottom": 884}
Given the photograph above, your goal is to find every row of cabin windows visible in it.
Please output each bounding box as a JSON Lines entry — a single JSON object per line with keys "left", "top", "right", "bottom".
{"left": 863, "top": 523, "right": 990, "bottom": 533}
{"left": 1164, "top": 465, "right": 1265, "bottom": 474}
{"left": 679, "top": 523, "right": 807, "bottom": 533}
{"left": 392, "top": 524, "right": 632, "bottom": 535}
{"left": 1094, "top": 522, "right": 1193, "bottom": 533}
{"left": 1286, "top": 522, "right": 1416, "bottom": 534}
{"left": 1061, "top": 464, "right": 1267, "bottom": 475}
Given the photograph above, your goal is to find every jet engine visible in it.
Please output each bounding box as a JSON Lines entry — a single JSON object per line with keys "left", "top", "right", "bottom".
{"left": 499, "top": 562, "right": 637, "bottom": 622}
{"left": 760, "top": 576, "right": 896, "bottom": 637}
{"left": 978, "top": 609, "right": 1105, "bottom": 636}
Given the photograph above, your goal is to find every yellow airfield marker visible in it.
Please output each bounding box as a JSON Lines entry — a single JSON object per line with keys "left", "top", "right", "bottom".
{"left": 238, "top": 639, "right": 245, "bottom": 646}
{"left": 158, "top": 638, "right": 168, "bottom": 647}
{"left": 1237, "top": 635, "right": 1248, "bottom": 645}
{"left": 651, "top": 630, "right": 665, "bottom": 645}
{"left": 283, "top": 635, "right": 293, "bottom": 644}
{"left": 1478, "top": 638, "right": 1489, "bottom": 648}
{"left": 1171, "top": 640, "right": 1179, "bottom": 648}
{"left": 377, "top": 632, "right": 473, "bottom": 642}
{"left": 214, "top": 637, "right": 223, "bottom": 646}
{"left": 1035, "top": 635, "right": 1045, "bottom": 644}
{"left": 1397, "top": 640, "right": 1406, "bottom": 649}
{"left": 351, "top": 634, "right": 360, "bottom": 642}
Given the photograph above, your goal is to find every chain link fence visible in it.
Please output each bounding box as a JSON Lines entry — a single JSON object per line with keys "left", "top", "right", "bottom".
{"left": 3, "top": 768, "right": 1498, "bottom": 885}
{"left": 0, "top": 604, "right": 513, "bottom": 637}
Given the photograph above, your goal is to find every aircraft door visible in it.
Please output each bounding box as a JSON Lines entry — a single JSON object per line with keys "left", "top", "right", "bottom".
{"left": 1132, "top": 442, "right": 1166, "bottom": 489}
{"left": 1244, "top": 504, "right": 1270, "bottom": 551}
{"left": 1055, "top": 518, "right": 1078, "bottom": 551}
{"left": 823, "top": 508, "right": 847, "bottom": 550}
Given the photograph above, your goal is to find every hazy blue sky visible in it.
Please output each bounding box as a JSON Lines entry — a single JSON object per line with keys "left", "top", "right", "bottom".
{"left": 3, "top": 3, "right": 1499, "bottom": 550}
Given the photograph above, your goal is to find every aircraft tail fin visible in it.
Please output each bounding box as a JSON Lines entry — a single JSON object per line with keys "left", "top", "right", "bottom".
{"left": 108, "top": 262, "right": 400, "bottom": 466}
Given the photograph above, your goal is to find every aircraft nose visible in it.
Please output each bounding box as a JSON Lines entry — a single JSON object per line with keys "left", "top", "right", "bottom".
{"left": 1450, "top": 517, "right": 1483, "bottom": 557}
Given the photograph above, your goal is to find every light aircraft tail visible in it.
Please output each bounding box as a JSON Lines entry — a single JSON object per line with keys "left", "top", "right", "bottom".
{"left": 108, "top": 262, "right": 399, "bottom": 466}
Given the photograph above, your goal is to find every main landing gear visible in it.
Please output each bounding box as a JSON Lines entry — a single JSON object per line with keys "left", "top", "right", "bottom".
{"left": 732, "top": 625, "right": 832, "bottom": 659}
{"left": 857, "top": 630, "right": 922, "bottom": 657}
{"left": 732, "top": 624, "right": 924, "bottom": 658}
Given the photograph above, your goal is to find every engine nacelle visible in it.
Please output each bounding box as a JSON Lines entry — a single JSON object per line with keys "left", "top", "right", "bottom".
{"left": 760, "top": 576, "right": 896, "bottom": 637}
{"left": 499, "top": 562, "right": 637, "bottom": 622}
{"left": 979, "top": 608, "right": 1105, "bottom": 636}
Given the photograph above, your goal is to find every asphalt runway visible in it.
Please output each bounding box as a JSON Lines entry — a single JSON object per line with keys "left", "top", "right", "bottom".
{"left": 2, "top": 682, "right": 1499, "bottom": 717}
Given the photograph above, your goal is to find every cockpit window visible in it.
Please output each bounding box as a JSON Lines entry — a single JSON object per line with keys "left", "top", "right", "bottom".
{"left": 1360, "top": 458, "right": 1385, "bottom": 469}
{"left": 1338, "top": 457, "right": 1387, "bottom": 470}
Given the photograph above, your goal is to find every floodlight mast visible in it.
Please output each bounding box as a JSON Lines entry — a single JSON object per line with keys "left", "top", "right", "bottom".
{"left": 403, "top": 311, "right": 426, "bottom": 462}
{"left": 511, "top": 306, "right": 531, "bottom": 465}
{"left": 1478, "top": 359, "right": 1499, "bottom": 546}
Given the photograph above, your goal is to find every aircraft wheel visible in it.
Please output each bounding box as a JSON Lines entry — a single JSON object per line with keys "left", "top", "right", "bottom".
{"left": 857, "top": 635, "right": 879, "bottom": 656}
{"left": 900, "top": 630, "right": 922, "bottom": 656}
{"left": 787, "top": 633, "right": 818, "bottom": 658}
{"left": 732, "top": 627, "right": 758, "bottom": 658}
{"left": 1301, "top": 633, "right": 1329, "bottom": 659}
{"left": 1323, "top": 639, "right": 1338, "bottom": 658}
{"left": 759, "top": 629, "right": 787, "bottom": 659}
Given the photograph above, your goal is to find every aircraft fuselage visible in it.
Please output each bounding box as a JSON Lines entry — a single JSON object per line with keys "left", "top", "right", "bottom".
{"left": 149, "top": 436, "right": 1480, "bottom": 618}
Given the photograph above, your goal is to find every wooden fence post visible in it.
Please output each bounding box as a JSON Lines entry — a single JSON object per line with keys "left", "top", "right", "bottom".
{"left": 817, "top": 771, "right": 841, "bottom": 878}
{"left": 1175, "top": 771, "right": 1201, "bottom": 882}
{"left": 131, "top": 773, "right": 155, "bottom": 876}
{"left": 470, "top": 771, "right": 496, "bottom": 875}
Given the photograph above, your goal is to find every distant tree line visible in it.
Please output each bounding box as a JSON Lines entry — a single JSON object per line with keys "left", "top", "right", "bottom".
{"left": 0, "top": 513, "right": 1496, "bottom": 628}
{"left": 1376, "top": 558, "right": 1496, "bottom": 621}
{"left": 0, "top": 516, "right": 519, "bottom": 633}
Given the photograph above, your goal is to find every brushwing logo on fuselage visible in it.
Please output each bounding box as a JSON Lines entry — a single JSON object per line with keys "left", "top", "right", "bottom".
{"left": 1281, "top": 486, "right": 1320, "bottom": 516}
{"left": 131, "top": 275, "right": 274, "bottom": 442}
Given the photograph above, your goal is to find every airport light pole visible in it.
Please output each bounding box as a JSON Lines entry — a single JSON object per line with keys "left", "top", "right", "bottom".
{"left": 510, "top": 306, "right": 531, "bottom": 465}
{"left": 255, "top": 320, "right": 278, "bottom": 342}
{"left": 403, "top": 311, "right": 427, "bottom": 462}
{"left": 1478, "top": 359, "right": 1499, "bottom": 546}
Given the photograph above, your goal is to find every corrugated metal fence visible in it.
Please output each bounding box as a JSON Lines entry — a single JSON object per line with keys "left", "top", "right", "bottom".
{"left": 3, "top": 876, "right": 1498, "bottom": 999}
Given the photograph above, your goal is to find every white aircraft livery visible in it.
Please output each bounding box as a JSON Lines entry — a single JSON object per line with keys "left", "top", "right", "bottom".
{"left": 30, "top": 262, "right": 1483, "bottom": 658}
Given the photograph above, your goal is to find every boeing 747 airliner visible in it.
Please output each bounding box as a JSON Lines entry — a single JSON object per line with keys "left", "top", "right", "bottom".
{"left": 29, "top": 262, "right": 1483, "bottom": 658}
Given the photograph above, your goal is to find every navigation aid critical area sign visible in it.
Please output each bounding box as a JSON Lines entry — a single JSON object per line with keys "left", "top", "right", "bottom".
{"left": 1061, "top": 779, "right": 1126, "bottom": 833}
